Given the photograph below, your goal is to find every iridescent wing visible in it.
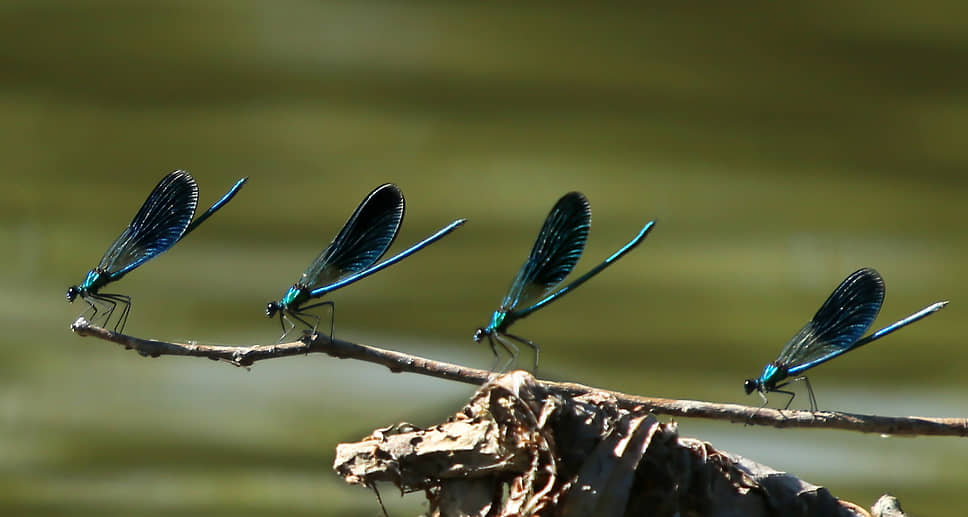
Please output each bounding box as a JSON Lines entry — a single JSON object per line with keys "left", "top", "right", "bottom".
{"left": 99, "top": 171, "right": 199, "bottom": 280}
{"left": 500, "top": 192, "right": 591, "bottom": 315}
{"left": 298, "top": 183, "right": 404, "bottom": 290}
{"left": 779, "top": 268, "right": 885, "bottom": 375}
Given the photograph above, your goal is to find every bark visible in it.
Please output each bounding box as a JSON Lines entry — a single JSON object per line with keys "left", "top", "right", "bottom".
{"left": 335, "top": 371, "right": 877, "bottom": 517}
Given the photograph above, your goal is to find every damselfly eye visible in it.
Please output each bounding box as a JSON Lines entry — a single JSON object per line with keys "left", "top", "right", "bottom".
{"left": 266, "top": 302, "right": 280, "bottom": 318}
{"left": 743, "top": 379, "right": 756, "bottom": 395}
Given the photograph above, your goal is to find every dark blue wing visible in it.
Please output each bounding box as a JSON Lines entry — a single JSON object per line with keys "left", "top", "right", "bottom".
{"left": 298, "top": 183, "right": 404, "bottom": 289}
{"left": 500, "top": 192, "right": 590, "bottom": 313}
{"left": 309, "top": 218, "right": 465, "bottom": 298}
{"left": 514, "top": 220, "right": 656, "bottom": 320}
{"left": 98, "top": 171, "right": 199, "bottom": 280}
{"left": 779, "top": 268, "right": 885, "bottom": 374}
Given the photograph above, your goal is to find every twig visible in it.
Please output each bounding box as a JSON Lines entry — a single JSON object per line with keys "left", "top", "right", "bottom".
{"left": 70, "top": 317, "right": 489, "bottom": 383}
{"left": 70, "top": 317, "right": 968, "bottom": 437}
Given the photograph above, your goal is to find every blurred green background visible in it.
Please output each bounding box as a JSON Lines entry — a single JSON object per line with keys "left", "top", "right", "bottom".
{"left": 1, "top": 1, "right": 965, "bottom": 515}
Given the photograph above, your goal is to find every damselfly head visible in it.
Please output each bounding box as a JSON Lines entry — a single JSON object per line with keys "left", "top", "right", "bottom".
{"left": 472, "top": 327, "right": 488, "bottom": 343}
{"left": 66, "top": 286, "right": 80, "bottom": 303}
{"left": 743, "top": 378, "right": 759, "bottom": 395}
{"left": 266, "top": 301, "right": 281, "bottom": 318}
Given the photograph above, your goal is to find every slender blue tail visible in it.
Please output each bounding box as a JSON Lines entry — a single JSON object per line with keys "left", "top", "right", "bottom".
{"left": 184, "top": 177, "right": 248, "bottom": 236}
{"left": 515, "top": 220, "right": 656, "bottom": 319}
{"left": 852, "top": 300, "right": 948, "bottom": 349}
{"left": 309, "top": 218, "right": 467, "bottom": 298}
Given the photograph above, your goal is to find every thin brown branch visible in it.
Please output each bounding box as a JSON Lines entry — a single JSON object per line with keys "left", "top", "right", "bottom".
{"left": 70, "top": 317, "right": 490, "bottom": 384}
{"left": 70, "top": 317, "right": 968, "bottom": 437}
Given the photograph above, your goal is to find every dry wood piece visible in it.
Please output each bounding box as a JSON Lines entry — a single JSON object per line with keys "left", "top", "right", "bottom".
{"left": 334, "top": 371, "right": 872, "bottom": 517}
{"left": 871, "top": 495, "right": 908, "bottom": 517}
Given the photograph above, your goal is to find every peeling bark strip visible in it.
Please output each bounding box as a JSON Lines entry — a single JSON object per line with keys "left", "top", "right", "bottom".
{"left": 334, "top": 371, "right": 871, "bottom": 517}
{"left": 71, "top": 318, "right": 968, "bottom": 437}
